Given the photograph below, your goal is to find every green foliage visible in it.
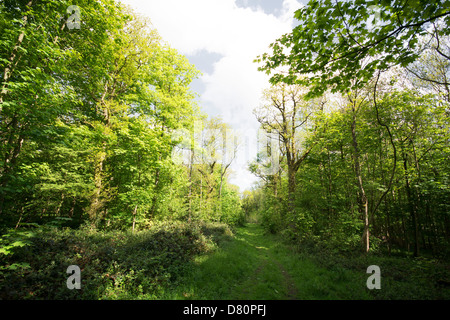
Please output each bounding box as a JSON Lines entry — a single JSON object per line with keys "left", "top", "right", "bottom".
{"left": 0, "top": 220, "right": 232, "bottom": 299}
{"left": 0, "top": 0, "right": 244, "bottom": 231}
{"left": 0, "top": 226, "right": 35, "bottom": 274}
{"left": 257, "top": 0, "right": 450, "bottom": 97}
{"left": 0, "top": 1, "right": 246, "bottom": 301}
{"left": 251, "top": 0, "right": 450, "bottom": 255}
{"left": 292, "top": 240, "right": 450, "bottom": 300}
{"left": 249, "top": 83, "right": 449, "bottom": 257}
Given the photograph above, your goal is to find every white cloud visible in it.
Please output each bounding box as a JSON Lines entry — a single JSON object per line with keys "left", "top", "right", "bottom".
{"left": 120, "top": 0, "right": 302, "bottom": 191}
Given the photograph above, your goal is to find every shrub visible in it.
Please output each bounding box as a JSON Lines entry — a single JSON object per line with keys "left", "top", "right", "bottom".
{"left": 0, "top": 220, "right": 232, "bottom": 299}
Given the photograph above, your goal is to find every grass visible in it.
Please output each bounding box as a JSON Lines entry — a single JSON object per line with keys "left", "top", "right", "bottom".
{"left": 162, "top": 225, "right": 262, "bottom": 299}
{"left": 163, "top": 223, "right": 373, "bottom": 300}
{"left": 3, "top": 220, "right": 448, "bottom": 300}
{"left": 286, "top": 235, "right": 450, "bottom": 300}
{"left": 163, "top": 222, "right": 450, "bottom": 300}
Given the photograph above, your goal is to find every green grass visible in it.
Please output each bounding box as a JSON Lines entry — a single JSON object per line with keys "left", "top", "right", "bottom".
{"left": 4, "top": 220, "right": 447, "bottom": 300}
{"left": 162, "top": 225, "right": 262, "bottom": 299}
{"left": 163, "top": 223, "right": 373, "bottom": 300}
{"left": 163, "top": 222, "right": 450, "bottom": 300}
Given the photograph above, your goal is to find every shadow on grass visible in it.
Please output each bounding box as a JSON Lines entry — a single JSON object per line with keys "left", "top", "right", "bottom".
{"left": 163, "top": 223, "right": 374, "bottom": 300}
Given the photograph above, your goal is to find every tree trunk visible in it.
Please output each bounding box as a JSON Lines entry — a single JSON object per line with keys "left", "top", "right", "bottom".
{"left": 55, "top": 193, "right": 65, "bottom": 216}
{"left": 403, "top": 151, "right": 420, "bottom": 257}
{"left": 132, "top": 204, "right": 138, "bottom": 232}
{"left": 351, "top": 108, "right": 369, "bottom": 253}
{"left": 88, "top": 148, "right": 106, "bottom": 221}
{"left": 218, "top": 162, "right": 231, "bottom": 216}
{"left": 88, "top": 99, "right": 112, "bottom": 223}
{"left": 200, "top": 173, "right": 203, "bottom": 215}
{"left": 0, "top": 1, "right": 33, "bottom": 110}
{"left": 150, "top": 168, "right": 160, "bottom": 218}
{"left": 0, "top": 123, "right": 24, "bottom": 215}
{"left": 188, "top": 148, "right": 194, "bottom": 221}
{"left": 69, "top": 197, "right": 76, "bottom": 218}
{"left": 385, "top": 195, "right": 392, "bottom": 255}
{"left": 287, "top": 163, "right": 296, "bottom": 216}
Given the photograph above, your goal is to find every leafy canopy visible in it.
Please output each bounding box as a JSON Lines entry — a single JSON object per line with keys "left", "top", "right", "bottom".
{"left": 256, "top": 0, "right": 450, "bottom": 97}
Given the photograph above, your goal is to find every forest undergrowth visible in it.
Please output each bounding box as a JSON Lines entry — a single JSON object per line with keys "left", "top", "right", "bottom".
{"left": 0, "top": 219, "right": 234, "bottom": 300}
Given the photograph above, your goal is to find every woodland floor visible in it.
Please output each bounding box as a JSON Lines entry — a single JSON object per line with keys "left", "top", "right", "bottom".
{"left": 164, "top": 223, "right": 373, "bottom": 300}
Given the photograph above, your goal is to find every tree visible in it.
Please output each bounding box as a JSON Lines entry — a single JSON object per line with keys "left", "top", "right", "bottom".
{"left": 0, "top": 0, "right": 131, "bottom": 219}
{"left": 405, "top": 21, "right": 450, "bottom": 102}
{"left": 256, "top": 0, "right": 450, "bottom": 98}
{"left": 253, "top": 83, "right": 324, "bottom": 217}
{"left": 346, "top": 89, "right": 371, "bottom": 252}
{"left": 0, "top": 1, "right": 204, "bottom": 230}
{"left": 196, "top": 117, "right": 240, "bottom": 219}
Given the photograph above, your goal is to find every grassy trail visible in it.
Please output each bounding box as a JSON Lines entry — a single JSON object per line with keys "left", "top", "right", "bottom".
{"left": 164, "top": 223, "right": 372, "bottom": 300}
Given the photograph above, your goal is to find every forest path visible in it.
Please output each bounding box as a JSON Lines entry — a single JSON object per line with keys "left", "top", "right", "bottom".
{"left": 230, "top": 223, "right": 300, "bottom": 300}
{"left": 166, "top": 223, "right": 305, "bottom": 299}
{"left": 165, "top": 222, "right": 372, "bottom": 300}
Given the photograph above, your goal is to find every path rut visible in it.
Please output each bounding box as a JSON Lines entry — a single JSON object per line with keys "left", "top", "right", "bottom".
{"left": 233, "top": 224, "right": 299, "bottom": 300}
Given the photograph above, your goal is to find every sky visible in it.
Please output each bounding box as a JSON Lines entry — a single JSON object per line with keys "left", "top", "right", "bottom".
{"left": 119, "top": 0, "right": 305, "bottom": 192}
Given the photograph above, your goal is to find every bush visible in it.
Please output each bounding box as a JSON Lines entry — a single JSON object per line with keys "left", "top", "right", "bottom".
{"left": 0, "top": 220, "right": 232, "bottom": 300}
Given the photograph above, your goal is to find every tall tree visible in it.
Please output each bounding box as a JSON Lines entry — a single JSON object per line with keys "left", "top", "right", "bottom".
{"left": 0, "top": 0, "right": 204, "bottom": 230}
{"left": 0, "top": 0, "right": 130, "bottom": 217}
{"left": 253, "top": 83, "right": 324, "bottom": 217}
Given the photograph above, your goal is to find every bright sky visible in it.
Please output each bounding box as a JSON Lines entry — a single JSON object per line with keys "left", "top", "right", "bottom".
{"left": 120, "top": 0, "right": 305, "bottom": 192}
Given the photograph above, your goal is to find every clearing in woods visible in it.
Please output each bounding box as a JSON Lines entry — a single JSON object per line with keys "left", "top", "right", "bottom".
{"left": 165, "top": 223, "right": 372, "bottom": 300}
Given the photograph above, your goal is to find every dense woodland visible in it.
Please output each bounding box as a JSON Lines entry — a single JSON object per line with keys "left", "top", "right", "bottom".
{"left": 0, "top": 0, "right": 244, "bottom": 298}
{"left": 0, "top": 0, "right": 243, "bottom": 230}
{"left": 0, "top": 0, "right": 449, "bottom": 300}
{"left": 246, "top": 0, "right": 450, "bottom": 258}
